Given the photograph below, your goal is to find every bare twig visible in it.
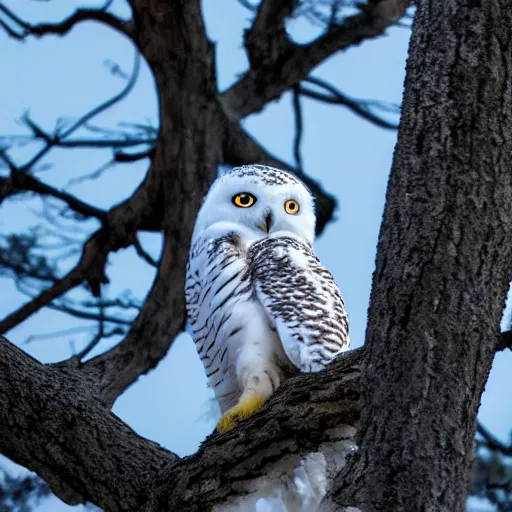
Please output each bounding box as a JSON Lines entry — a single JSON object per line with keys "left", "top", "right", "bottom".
{"left": 477, "top": 423, "right": 512, "bottom": 456}
{"left": 75, "top": 304, "right": 106, "bottom": 360}
{"left": 0, "top": 2, "right": 133, "bottom": 40}
{"left": 292, "top": 85, "right": 304, "bottom": 173}
{"left": 47, "top": 303, "right": 134, "bottom": 326}
{"left": 24, "top": 326, "right": 93, "bottom": 345}
{"left": 0, "top": 151, "right": 106, "bottom": 219}
{"left": 0, "top": 134, "right": 156, "bottom": 150}
{"left": 133, "top": 235, "right": 159, "bottom": 267}
{"left": 0, "top": 169, "right": 162, "bottom": 334}
{"left": 18, "top": 51, "right": 140, "bottom": 173}
{"left": 0, "top": 15, "right": 23, "bottom": 40}
{"left": 237, "top": 0, "right": 258, "bottom": 11}
{"left": 300, "top": 76, "right": 399, "bottom": 130}
{"left": 74, "top": 326, "right": 127, "bottom": 362}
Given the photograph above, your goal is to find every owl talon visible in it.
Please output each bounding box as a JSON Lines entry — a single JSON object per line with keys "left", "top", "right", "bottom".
{"left": 216, "top": 393, "right": 265, "bottom": 433}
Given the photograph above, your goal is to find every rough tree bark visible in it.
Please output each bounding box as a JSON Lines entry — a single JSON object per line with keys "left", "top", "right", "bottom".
{"left": 0, "top": 334, "right": 362, "bottom": 511}
{"left": 328, "top": 1, "right": 512, "bottom": 511}
{"left": 2, "top": 0, "right": 511, "bottom": 511}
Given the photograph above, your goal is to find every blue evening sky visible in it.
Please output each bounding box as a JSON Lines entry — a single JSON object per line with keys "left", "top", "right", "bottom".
{"left": 0, "top": 1, "right": 510, "bottom": 511}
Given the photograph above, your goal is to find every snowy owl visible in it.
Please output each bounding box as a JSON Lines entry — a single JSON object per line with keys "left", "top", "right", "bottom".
{"left": 185, "top": 165, "right": 350, "bottom": 432}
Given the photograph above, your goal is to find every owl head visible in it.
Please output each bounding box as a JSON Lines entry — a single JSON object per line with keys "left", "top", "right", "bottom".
{"left": 193, "top": 165, "right": 316, "bottom": 245}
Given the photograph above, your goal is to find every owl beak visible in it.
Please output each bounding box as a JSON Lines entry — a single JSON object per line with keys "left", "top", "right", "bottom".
{"left": 257, "top": 212, "right": 273, "bottom": 233}
{"left": 265, "top": 213, "right": 273, "bottom": 233}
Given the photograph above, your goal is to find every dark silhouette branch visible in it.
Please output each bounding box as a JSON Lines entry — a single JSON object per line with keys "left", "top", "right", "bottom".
{"left": 477, "top": 423, "right": 512, "bottom": 456}
{"left": 0, "top": 266, "right": 87, "bottom": 335}
{"left": 0, "top": 153, "right": 106, "bottom": 220}
{"left": 221, "top": 0, "right": 410, "bottom": 120}
{"left": 0, "top": 169, "right": 162, "bottom": 334}
{"left": 1, "top": 136, "right": 157, "bottom": 150}
{"left": 0, "top": 55, "right": 142, "bottom": 211}
{"left": 46, "top": 302, "right": 134, "bottom": 326}
{"left": 73, "top": 326, "right": 126, "bottom": 362}
{"left": 114, "top": 146, "right": 156, "bottom": 163}
{"left": 17, "top": 52, "right": 140, "bottom": 174}
{"left": 0, "top": 15, "right": 23, "bottom": 40}
{"left": 497, "top": 330, "right": 512, "bottom": 352}
{"left": 300, "top": 76, "right": 399, "bottom": 130}
{"left": 292, "top": 85, "right": 304, "bottom": 173}
{"left": 237, "top": 0, "right": 258, "bottom": 11}
{"left": 133, "top": 235, "right": 159, "bottom": 267}
{"left": 244, "top": 0, "right": 297, "bottom": 67}
{"left": 0, "top": 2, "right": 134, "bottom": 41}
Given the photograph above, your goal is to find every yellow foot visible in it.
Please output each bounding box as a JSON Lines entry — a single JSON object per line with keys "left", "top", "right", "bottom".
{"left": 216, "top": 393, "right": 265, "bottom": 433}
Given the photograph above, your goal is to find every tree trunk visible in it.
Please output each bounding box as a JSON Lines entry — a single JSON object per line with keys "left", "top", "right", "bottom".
{"left": 330, "top": 1, "right": 512, "bottom": 510}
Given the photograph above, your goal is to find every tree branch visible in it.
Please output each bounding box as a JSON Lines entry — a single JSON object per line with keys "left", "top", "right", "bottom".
{"left": 18, "top": 53, "right": 140, "bottom": 174}
{"left": 300, "top": 76, "right": 399, "bottom": 130}
{"left": 0, "top": 334, "right": 176, "bottom": 510}
{"left": 145, "top": 349, "right": 363, "bottom": 510}
{"left": 292, "top": 85, "right": 304, "bottom": 173}
{"left": 80, "top": 0, "right": 222, "bottom": 407}
{"left": 0, "top": 333, "right": 362, "bottom": 511}
{"left": 79, "top": 225, "right": 188, "bottom": 406}
{"left": 244, "top": 0, "right": 297, "bottom": 68}
{"left": 221, "top": 0, "right": 410, "bottom": 120}
{"left": 0, "top": 155, "right": 106, "bottom": 220}
{"left": 477, "top": 423, "right": 512, "bottom": 456}
{"left": 0, "top": 171, "right": 162, "bottom": 334}
{"left": 497, "top": 330, "right": 512, "bottom": 352}
{"left": 0, "top": 2, "right": 134, "bottom": 41}
{"left": 133, "top": 235, "right": 159, "bottom": 267}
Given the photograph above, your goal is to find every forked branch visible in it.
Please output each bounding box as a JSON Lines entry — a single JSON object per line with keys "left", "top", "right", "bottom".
{"left": 221, "top": 0, "right": 410, "bottom": 120}
{"left": 0, "top": 333, "right": 362, "bottom": 511}
{"left": 0, "top": 171, "right": 162, "bottom": 335}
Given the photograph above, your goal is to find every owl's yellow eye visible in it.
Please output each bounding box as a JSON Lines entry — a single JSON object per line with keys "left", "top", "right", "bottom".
{"left": 232, "top": 192, "right": 257, "bottom": 208}
{"left": 284, "top": 199, "right": 300, "bottom": 215}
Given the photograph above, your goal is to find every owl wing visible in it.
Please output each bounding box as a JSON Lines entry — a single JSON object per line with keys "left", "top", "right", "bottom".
{"left": 185, "top": 231, "right": 252, "bottom": 403}
{"left": 249, "top": 235, "right": 350, "bottom": 373}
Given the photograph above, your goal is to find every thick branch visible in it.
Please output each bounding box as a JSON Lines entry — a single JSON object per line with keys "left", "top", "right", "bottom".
{"left": 497, "top": 330, "right": 512, "bottom": 352}
{"left": 221, "top": 0, "right": 409, "bottom": 120}
{"left": 0, "top": 333, "right": 362, "bottom": 511}
{"left": 244, "top": 0, "right": 297, "bottom": 67}
{"left": 145, "top": 348, "right": 363, "bottom": 511}
{"left": 0, "top": 335, "right": 176, "bottom": 511}
{"left": 77, "top": 0, "right": 222, "bottom": 405}
{"left": 79, "top": 227, "right": 187, "bottom": 405}
{"left": 0, "top": 172, "right": 161, "bottom": 334}
{"left": 223, "top": 121, "right": 336, "bottom": 234}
